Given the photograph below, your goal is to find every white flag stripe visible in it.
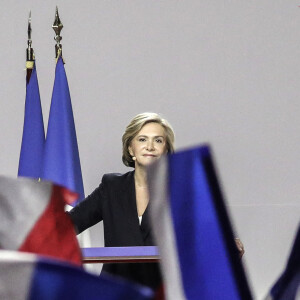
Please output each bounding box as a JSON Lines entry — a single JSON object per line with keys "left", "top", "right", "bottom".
{"left": 0, "top": 250, "right": 37, "bottom": 263}
{"left": 0, "top": 250, "right": 37, "bottom": 300}
{"left": 0, "top": 176, "right": 51, "bottom": 250}
{"left": 148, "top": 157, "right": 186, "bottom": 300}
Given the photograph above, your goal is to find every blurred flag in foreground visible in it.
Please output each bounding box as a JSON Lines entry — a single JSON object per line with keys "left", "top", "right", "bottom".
{"left": 0, "top": 175, "right": 81, "bottom": 265}
{"left": 42, "top": 56, "right": 84, "bottom": 206}
{"left": 18, "top": 62, "right": 45, "bottom": 179}
{"left": 0, "top": 250, "right": 153, "bottom": 300}
{"left": 265, "top": 225, "right": 300, "bottom": 300}
{"left": 148, "top": 145, "right": 253, "bottom": 300}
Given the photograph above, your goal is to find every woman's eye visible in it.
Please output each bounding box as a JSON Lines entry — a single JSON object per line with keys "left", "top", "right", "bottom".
{"left": 138, "top": 138, "right": 146, "bottom": 142}
{"left": 156, "top": 139, "right": 163, "bottom": 143}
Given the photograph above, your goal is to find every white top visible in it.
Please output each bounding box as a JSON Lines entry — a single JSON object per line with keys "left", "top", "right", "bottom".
{"left": 138, "top": 216, "right": 142, "bottom": 225}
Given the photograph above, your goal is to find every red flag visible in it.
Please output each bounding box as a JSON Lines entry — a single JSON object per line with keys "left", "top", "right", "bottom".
{"left": 0, "top": 176, "right": 81, "bottom": 265}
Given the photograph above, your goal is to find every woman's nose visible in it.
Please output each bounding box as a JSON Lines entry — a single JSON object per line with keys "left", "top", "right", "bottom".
{"left": 146, "top": 140, "right": 154, "bottom": 150}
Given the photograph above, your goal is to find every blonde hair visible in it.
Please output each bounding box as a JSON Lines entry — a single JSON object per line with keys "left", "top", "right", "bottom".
{"left": 122, "top": 112, "right": 175, "bottom": 167}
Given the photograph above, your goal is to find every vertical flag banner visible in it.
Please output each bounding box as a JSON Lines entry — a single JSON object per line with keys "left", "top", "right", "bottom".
{"left": 42, "top": 56, "right": 84, "bottom": 205}
{"left": 0, "top": 175, "right": 81, "bottom": 265}
{"left": 148, "top": 145, "right": 253, "bottom": 300}
{"left": 18, "top": 63, "right": 45, "bottom": 179}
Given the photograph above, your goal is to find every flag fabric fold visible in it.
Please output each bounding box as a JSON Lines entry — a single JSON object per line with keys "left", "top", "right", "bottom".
{"left": 0, "top": 175, "right": 81, "bottom": 265}
{"left": 18, "top": 63, "right": 45, "bottom": 179}
{"left": 42, "top": 56, "right": 84, "bottom": 205}
{"left": 148, "top": 145, "right": 253, "bottom": 300}
{"left": 0, "top": 250, "right": 154, "bottom": 300}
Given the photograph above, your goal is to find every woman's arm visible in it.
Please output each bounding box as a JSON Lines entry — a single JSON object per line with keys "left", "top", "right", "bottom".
{"left": 68, "top": 181, "right": 106, "bottom": 234}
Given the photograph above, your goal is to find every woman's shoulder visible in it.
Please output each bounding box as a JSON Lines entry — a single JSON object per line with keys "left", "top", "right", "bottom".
{"left": 102, "top": 170, "right": 134, "bottom": 184}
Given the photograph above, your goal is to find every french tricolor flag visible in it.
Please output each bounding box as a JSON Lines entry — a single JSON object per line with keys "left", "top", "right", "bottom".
{"left": 148, "top": 145, "right": 253, "bottom": 300}
{"left": 0, "top": 250, "right": 154, "bottom": 300}
{"left": 0, "top": 176, "right": 81, "bottom": 265}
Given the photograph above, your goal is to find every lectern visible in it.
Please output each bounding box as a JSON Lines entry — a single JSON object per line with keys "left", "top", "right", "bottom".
{"left": 82, "top": 246, "right": 160, "bottom": 264}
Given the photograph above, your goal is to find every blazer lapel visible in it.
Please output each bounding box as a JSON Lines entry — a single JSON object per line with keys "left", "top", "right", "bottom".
{"left": 140, "top": 204, "right": 152, "bottom": 243}
{"left": 122, "top": 171, "right": 153, "bottom": 244}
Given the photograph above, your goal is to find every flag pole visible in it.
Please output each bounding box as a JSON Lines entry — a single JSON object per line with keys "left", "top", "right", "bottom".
{"left": 52, "top": 6, "right": 63, "bottom": 61}
{"left": 25, "top": 14, "right": 40, "bottom": 181}
{"left": 26, "top": 11, "right": 34, "bottom": 83}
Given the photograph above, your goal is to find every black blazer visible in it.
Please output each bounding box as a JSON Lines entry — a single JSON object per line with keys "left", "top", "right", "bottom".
{"left": 69, "top": 171, "right": 161, "bottom": 289}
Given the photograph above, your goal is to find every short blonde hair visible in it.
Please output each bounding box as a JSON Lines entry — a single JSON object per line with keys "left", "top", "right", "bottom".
{"left": 122, "top": 112, "right": 175, "bottom": 167}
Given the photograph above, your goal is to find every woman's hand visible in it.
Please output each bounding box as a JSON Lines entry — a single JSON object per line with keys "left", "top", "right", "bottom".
{"left": 234, "top": 238, "right": 245, "bottom": 259}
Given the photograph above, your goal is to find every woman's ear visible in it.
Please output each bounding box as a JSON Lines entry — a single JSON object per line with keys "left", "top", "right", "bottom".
{"left": 128, "top": 145, "right": 134, "bottom": 157}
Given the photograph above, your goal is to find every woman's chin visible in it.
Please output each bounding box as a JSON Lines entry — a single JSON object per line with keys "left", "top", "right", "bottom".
{"left": 138, "top": 158, "right": 159, "bottom": 167}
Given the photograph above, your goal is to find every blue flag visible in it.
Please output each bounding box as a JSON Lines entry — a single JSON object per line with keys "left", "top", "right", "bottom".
{"left": 18, "top": 63, "right": 45, "bottom": 179}
{"left": 148, "top": 145, "right": 253, "bottom": 300}
{"left": 42, "top": 57, "right": 84, "bottom": 205}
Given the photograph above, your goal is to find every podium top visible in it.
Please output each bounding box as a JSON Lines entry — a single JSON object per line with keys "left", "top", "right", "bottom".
{"left": 82, "top": 246, "right": 160, "bottom": 264}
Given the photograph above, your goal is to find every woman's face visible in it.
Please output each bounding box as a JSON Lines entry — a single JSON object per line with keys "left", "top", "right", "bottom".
{"left": 128, "top": 122, "right": 167, "bottom": 168}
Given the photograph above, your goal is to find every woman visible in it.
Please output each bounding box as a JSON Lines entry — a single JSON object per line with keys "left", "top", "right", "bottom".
{"left": 69, "top": 112, "right": 244, "bottom": 289}
{"left": 69, "top": 112, "right": 174, "bottom": 289}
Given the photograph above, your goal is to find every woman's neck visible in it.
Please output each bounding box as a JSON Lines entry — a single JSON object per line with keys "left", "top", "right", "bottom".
{"left": 134, "top": 165, "right": 149, "bottom": 217}
{"left": 134, "top": 166, "right": 148, "bottom": 188}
